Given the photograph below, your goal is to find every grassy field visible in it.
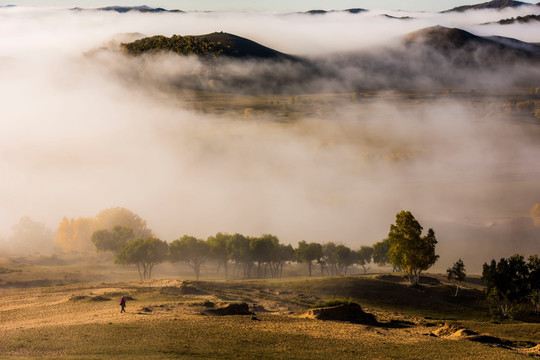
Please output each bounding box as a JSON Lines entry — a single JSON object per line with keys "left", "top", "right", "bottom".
{"left": 0, "top": 265, "right": 538, "bottom": 359}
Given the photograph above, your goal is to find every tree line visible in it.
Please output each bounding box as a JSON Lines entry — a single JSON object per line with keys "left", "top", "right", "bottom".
{"left": 91, "top": 210, "right": 440, "bottom": 286}
{"left": 95, "top": 230, "right": 370, "bottom": 281}
{"left": 23, "top": 205, "right": 539, "bottom": 319}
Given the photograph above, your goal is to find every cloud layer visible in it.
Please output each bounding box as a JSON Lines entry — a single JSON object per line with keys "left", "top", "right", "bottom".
{"left": 0, "top": 7, "right": 539, "bottom": 272}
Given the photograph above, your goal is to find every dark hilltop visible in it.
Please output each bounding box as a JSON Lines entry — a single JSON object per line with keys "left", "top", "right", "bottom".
{"left": 121, "top": 32, "right": 296, "bottom": 61}
{"left": 404, "top": 25, "right": 540, "bottom": 58}
{"left": 442, "top": 0, "right": 535, "bottom": 12}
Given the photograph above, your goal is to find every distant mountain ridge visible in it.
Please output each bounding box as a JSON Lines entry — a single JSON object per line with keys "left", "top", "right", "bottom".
{"left": 383, "top": 14, "right": 413, "bottom": 20}
{"left": 72, "top": 5, "right": 183, "bottom": 13}
{"left": 442, "top": 0, "right": 535, "bottom": 12}
{"left": 490, "top": 14, "right": 540, "bottom": 24}
{"left": 295, "top": 8, "right": 367, "bottom": 15}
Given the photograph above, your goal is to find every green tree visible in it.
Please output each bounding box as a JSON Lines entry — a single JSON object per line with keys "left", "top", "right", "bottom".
{"left": 320, "top": 243, "right": 354, "bottom": 276}
{"left": 357, "top": 246, "right": 374, "bottom": 274}
{"left": 447, "top": 259, "right": 466, "bottom": 296}
{"left": 528, "top": 255, "right": 540, "bottom": 315}
{"left": 226, "top": 233, "right": 253, "bottom": 278}
{"left": 320, "top": 242, "right": 337, "bottom": 276}
{"left": 250, "top": 234, "right": 278, "bottom": 278}
{"left": 295, "top": 241, "right": 322, "bottom": 277}
{"left": 91, "top": 226, "right": 135, "bottom": 256}
{"left": 372, "top": 238, "right": 396, "bottom": 270}
{"left": 207, "top": 232, "right": 231, "bottom": 278}
{"left": 387, "top": 211, "right": 439, "bottom": 286}
{"left": 482, "top": 254, "right": 530, "bottom": 319}
{"left": 115, "top": 238, "right": 168, "bottom": 281}
{"left": 169, "top": 235, "right": 211, "bottom": 280}
{"left": 335, "top": 245, "right": 355, "bottom": 275}
{"left": 273, "top": 243, "right": 296, "bottom": 278}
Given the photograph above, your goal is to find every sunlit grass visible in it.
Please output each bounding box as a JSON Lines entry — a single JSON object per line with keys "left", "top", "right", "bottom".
{"left": 0, "top": 316, "right": 531, "bottom": 360}
{"left": 0, "top": 271, "right": 537, "bottom": 359}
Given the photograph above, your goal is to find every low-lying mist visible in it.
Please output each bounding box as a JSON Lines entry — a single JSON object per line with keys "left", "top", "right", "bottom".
{"left": 0, "top": 6, "right": 539, "bottom": 273}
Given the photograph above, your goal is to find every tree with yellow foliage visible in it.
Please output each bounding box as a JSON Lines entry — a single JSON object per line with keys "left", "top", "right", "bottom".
{"left": 95, "top": 207, "right": 153, "bottom": 239}
{"left": 55, "top": 207, "right": 153, "bottom": 254}
{"left": 55, "top": 217, "right": 95, "bottom": 253}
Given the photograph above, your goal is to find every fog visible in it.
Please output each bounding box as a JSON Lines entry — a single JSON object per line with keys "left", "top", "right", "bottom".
{"left": 0, "top": 6, "right": 539, "bottom": 273}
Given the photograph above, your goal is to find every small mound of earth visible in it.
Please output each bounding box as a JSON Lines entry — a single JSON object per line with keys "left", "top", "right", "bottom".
{"left": 432, "top": 324, "right": 467, "bottom": 337}
{"left": 200, "top": 300, "right": 215, "bottom": 308}
{"left": 205, "top": 303, "right": 251, "bottom": 316}
{"left": 303, "top": 303, "right": 377, "bottom": 324}
{"left": 447, "top": 328, "right": 478, "bottom": 339}
{"left": 68, "top": 295, "right": 89, "bottom": 301}
{"left": 520, "top": 344, "right": 540, "bottom": 356}
{"left": 189, "top": 301, "right": 215, "bottom": 308}
{"left": 179, "top": 282, "right": 207, "bottom": 295}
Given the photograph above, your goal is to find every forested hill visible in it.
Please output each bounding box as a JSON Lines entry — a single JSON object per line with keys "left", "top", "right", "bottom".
{"left": 494, "top": 14, "right": 540, "bottom": 24}
{"left": 121, "top": 32, "right": 295, "bottom": 60}
{"left": 442, "top": 0, "right": 534, "bottom": 12}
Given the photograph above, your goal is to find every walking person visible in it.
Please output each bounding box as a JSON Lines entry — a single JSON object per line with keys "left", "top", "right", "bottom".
{"left": 120, "top": 297, "right": 126, "bottom": 313}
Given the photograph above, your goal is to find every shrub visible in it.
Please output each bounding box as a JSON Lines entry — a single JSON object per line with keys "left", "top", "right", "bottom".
{"left": 312, "top": 297, "right": 358, "bottom": 308}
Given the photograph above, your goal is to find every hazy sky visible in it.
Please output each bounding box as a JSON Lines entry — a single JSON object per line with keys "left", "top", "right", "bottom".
{"left": 6, "top": 0, "right": 491, "bottom": 12}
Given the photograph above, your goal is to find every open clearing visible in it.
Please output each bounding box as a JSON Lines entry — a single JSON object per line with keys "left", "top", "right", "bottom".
{"left": 0, "top": 273, "right": 538, "bottom": 359}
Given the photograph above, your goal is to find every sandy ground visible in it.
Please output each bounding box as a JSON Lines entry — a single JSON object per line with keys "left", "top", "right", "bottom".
{"left": 0, "top": 279, "right": 424, "bottom": 339}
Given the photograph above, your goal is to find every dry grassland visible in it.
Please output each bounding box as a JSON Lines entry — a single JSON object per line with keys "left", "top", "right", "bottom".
{"left": 0, "top": 275, "right": 538, "bottom": 359}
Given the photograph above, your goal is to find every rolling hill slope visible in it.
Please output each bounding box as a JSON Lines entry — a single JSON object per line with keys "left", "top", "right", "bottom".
{"left": 404, "top": 25, "right": 540, "bottom": 61}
